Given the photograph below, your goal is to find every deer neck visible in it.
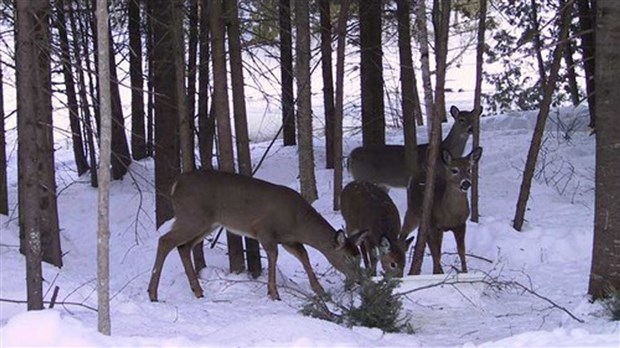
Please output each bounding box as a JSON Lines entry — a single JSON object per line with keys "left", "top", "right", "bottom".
{"left": 441, "top": 124, "right": 470, "bottom": 157}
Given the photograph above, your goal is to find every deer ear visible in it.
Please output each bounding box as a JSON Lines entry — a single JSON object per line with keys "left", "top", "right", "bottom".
{"left": 450, "top": 105, "right": 460, "bottom": 119}
{"left": 335, "top": 229, "right": 347, "bottom": 250}
{"left": 378, "top": 235, "right": 392, "bottom": 255}
{"left": 348, "top": 228, "right": 369, "bottom": 246}
{"left": 441, "top": 149, "right": 453, "bottom": 165}
{"left": 469, "top": 147, "right": 483, "bottom": 163}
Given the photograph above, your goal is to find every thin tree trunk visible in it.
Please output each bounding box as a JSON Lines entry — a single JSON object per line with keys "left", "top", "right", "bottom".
{"left": 359, "top": 0, "right": 385, "bottom": 146}
{"left": 513, "top": 1, "right": 571, "bottom": 232}
{"left": 296, "top": 0, "right": 318, "bottom": 203}
{"left": 578, "top": 0, "right": 596, "bottom": 129}
{"left": 0, "top": 59, "right": 6, "bottom": 215}
{"left": 146, "top": 2, "right": 154, "bottom": 157}
{"left": 211, "top": 0, "right": 245, "bottom": 273}
{"left": 333, "top": 0, "right": 351, "bottom": 211}
{"left": 129, "top": 0, "right": 147, "bottom": 160}
{"left": 69, "top": 1, "right": 98, "bottom": 187}
{"left": 471, "top": 0, "right": 487, "bottom": 223}
{"left": 187, "top": 0, "right": 199, "bottom": 164}
{"left": 564, "top": 29, "right": 580, "bottom": 106}
{"left": 589, "top": 0, "right": 620, "bottom": 299}
{"left": 279, "top": 0, "right": 296, "bottom": 146}
{"left": 432, "top": 0, "right": 451, "bottom": 123}
{"left": 530, "top": 0, "right": 548, "bottom": 86}
{"left": 225, "top": 0, "right": 262, "bottom": 278}
{"left": 409, "top": 0, "right": 452, "bottom": 275}
{"left": 176, "top": 2, "right": 194, "bottom": 173}
{"left": 319, "top": 0, "right": 335, "bottom": 169}
{"left": 56, "top": 0, "right": 89, "bottom": 176}
{"left": 198, "top": 0, "right": 214, "bottom": 169}
{"left": 152, "top": 0, "right": 181, "bottom": 228}
{"left": 396, "top": 0, "right": 421, "bottom": 181}
{"left": 415, "top": 0, "right": 433, "bottom": 129}
{"left": 95, "top": 0, "right": 111, "bottom": 334}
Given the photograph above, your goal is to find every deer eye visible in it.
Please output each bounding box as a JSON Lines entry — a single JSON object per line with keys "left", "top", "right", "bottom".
{"left": 390, "top": 262, "right": 397, "bottom": 269}
{"left": 451, "top": 168, "right": 459, "bottom": 174}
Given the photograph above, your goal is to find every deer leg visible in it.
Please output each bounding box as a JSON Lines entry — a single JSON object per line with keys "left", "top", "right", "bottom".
{"left": 452, "top": 224, "right": 468, "bottom": 273}
{"left": 148, "top": 224, "right": 186, "bottom": 302}
{"left": 177, "top": 242, "right": 204, "bottom": 298}
{"left": 400, "top": 211, "right": 419, "bottom": 242}
{"left": 428, "top": 229, "right": 444, "bottom": 274}
{"left": 359, "top": 242, "right": 371, "bottom": 271}
{"left": 283, "top": 243, "right": 325, "bottom": 296}
{"left": 258, "top": 238, "right": 280, "bottom": 301}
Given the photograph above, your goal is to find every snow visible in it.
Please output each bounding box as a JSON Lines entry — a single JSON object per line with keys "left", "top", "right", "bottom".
{"left": 1, "top": 100, "right": 619, "bottom": 347}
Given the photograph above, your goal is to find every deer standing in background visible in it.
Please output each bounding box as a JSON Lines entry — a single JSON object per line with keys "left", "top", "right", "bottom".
{"left": 401, "top": 147, "right": 483, "bottom": 275}
{"left": 147, "top": 170, "right": 367, "bottom": 302}
{"left": 347, "top": 106, "right": 481, "bottom": 189}
{"left": 340, "top": 181, "right": 413, "bottom": 277}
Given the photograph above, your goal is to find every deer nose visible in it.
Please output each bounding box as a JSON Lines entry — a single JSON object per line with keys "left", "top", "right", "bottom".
{"left": 460, "top": 180, "right": 471, "bottom": 191}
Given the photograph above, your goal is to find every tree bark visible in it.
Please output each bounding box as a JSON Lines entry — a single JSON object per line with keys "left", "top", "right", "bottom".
{"left": 152, "top": 0, "right": 181, "bottom": 228}
{"left": 198, "top": 0, "right": 215, "bottom": 169}
{"left": 432, "top": 0, "right": 451, "bottom": 123}
{"left": 589, "top": 0, "right": 620, "bottom": 300}
{"left": 319, "top": 0, "right": 335, "bottom": 169}
{"left": 16, "top": 0, "right": 61, "bottom": 310}
{"left": 211, "top": 0, "right": 245, "bottom": 273}
{"left": 296, "top": 0, "right": 318, "bottom": 203}
{"left": 225, "top": 0, "right": 262, "bottom": 278}
{"left": 95, "top": 0, "right": 111, "bottom": 334}
{"left": 187, "top": 0, "right": 199, "bottom": 165}
{"left": 415, "top": 0, "right": 433, "bottom": 129}
{"left": 359, "top": 0, "right": 385, "bottom": 146}
{"left": 0, "top": 58, "right": 8, "bottom": 215}
{"left": 55, "top": 0, "right": 89, "bottom": 176}
{"left": 578, "top": 0, "right": 596, "bottom": 129}
{"left": 176, "top": 1, "right": 194, "bottom": 173}
{"left": 396, "top": 0, "right": 421, "bottom": 181}
{"left": 279, "top": 0, "right": 296, "bottom": 146}
{"left": 333, "top": 0, "right": 351, "bottom": 211}
{"left": 129, "top": 0, "right": 147, "bottom": 160}
{"left": 471, "top": 0, "right": 487, "bottom": 223}
{"left": 513, "top": 1, "right": 571, "bottom": 232}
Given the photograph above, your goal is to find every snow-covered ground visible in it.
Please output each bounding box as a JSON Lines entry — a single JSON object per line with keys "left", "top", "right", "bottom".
{"left": 1, "top": 98, "right": 618, "bottom": 346}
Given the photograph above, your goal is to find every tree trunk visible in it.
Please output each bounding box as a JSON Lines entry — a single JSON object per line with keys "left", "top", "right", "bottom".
{"left": 176, "top": 1, "right": 194, "bottom": 173}
{"left": 409, "top": 0, "right": 452, "bottom": 275}
{"left": 95, "top": 0, "right": 111, "bottom": 334}
{"left": 128, "top": 0, "right": 147, "bottom": 160}
{"left": 187, "top": 0, "right": 199, "bottom": 164}
{"left": 530, "top": 0, "right": 547, "bottom": 87}
{"left": 68, "top": 1, "right": 98, "bottom": 187}
{"left": 16, "top": 0, "right": 62, "bottom": 310}
{"left": 0, "top": 58, "right": 8, "bottom": 215}
{"left": 279, "top": 0, "right": 296, "bottom": 146}
{"left": 396, "top": 0, "right": 421, "bottom": 181}
{"left": 471, "top": 0, "right": 487, "bottom": 223}
{"left": 55, "top": 0, "right": 89, "bottom": 176}
{"left": 319, "top": 0, "right": 335, "bottom": 169}
{"left": 333, "top": 0, "right": 351, "bottom": 211}
{"left": 225, "top": 0, "right": 262, "bottom": 278}
{"left": 432, "top": 0, "right": 451, "bottom": 124}
{"left": 589, "top": 0, "right": 620, "bottom": 300}
{"left": 152, "top": 0, "right": 181, "bottom": 228}
{"left": 578, "top": 0, "right": 596, "bottom": 129}
{"left": 107, "top": 27, "right": 132, "bottom": 179}
{"left": 415, "top": 0, "right": 433, "bottom": 129}
{"left": 359, "top": 0, "right": 385, "bottom": 146}
{"left": 296, "top": 0, "right": 318, "bottom": 203}
{"left": 211, "top": 0, "right": 245, "bottom": 273}
{"left": 564, "top": 26, "right": 581, "bottom": 106}
{"left": 146, "top": 1, "right": 154, "bottom": 157}
{"left": 513, "top": 1, "right": 571, "bottom": 232}
{"left": 198, "top": 0, "right": 215, "bottom": 169}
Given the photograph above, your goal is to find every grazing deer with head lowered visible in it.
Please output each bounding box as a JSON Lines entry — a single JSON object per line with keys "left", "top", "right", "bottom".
{"left": 147, "top": 170, "right": 367, "bottom": 301}
{"left": 400, "top": 147, "right": 483, "bottom": 275}
{"left": 348, "top": 105, "right": 481, "bottom": 189}
{"left": 340, "top": 181, "right": 413, "bottom": 277}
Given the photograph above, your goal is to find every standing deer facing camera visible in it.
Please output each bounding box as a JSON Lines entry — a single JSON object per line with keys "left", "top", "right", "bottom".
{"left": 347, "top": 106, "right": 481, "bottom": 190}
{"left": 340, "top": 181, "right": 412, "bottom": 277}
{"left": 401, "top": 147, "right": 483, "bottom": 275}
{"left": 147, "top": 170, "right": 367, "bottom": 301}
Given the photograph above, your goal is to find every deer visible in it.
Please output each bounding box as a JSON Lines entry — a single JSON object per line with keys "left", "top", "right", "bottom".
{"left": 400, "top": 147, "right": 483, "bottom": 275}
{"left": 347, "top": 105, "right": 481, "bottom": 190}
{"left": 147, "top": 170, "right": 367, "bottom": 302}
{"left": 340, "top": 181, "right": 413, "bottom": 277}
